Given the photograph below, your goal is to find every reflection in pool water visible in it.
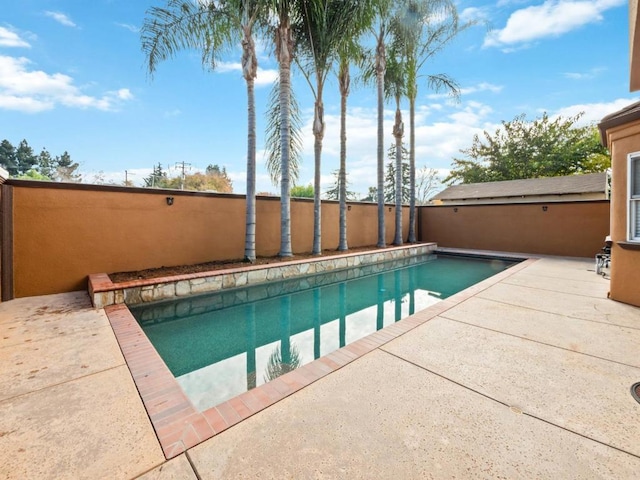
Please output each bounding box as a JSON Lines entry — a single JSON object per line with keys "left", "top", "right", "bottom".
{"left": 131, "top": 254, "right": 517, "bottom": 411}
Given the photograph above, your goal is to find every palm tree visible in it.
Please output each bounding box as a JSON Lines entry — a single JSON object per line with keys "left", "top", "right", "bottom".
{"left": 336, "top": 5, "right": 375, "bottom": 252}
{"left": 385, "top": 44, "right": 407, "bottom": 245}
{"left": 266, "top": 0, "right": 299, "bottom": 257}
{"left": 369, "top": 0, "right": 396, "bottom": 248}
{"left": 141, "top": 0, "right": 263, "bottom": 262}
{"left": 295, "top": 0, "right": 374, "bottom": 255}
{"left": 394, "top": 0, "right": 469, "bottom": 243}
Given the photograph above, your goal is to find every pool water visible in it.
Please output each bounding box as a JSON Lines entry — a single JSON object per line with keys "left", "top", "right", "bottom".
{"left": 131, "top": 253, "right": 517, "bottom": 411}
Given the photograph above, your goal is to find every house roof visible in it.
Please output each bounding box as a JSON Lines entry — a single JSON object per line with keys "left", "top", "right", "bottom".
{"left": 598, "top": 100, "right": 640, "bottom": 145}
{"left": 432, "top": 172, "right": 607, "bottom": 201}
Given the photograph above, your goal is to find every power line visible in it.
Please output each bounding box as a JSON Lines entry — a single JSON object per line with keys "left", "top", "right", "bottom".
{"left": 175, "top": 161, "right": 191, "bottom": 190}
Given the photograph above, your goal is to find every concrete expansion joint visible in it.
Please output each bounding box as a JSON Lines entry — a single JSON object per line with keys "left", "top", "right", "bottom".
{"left": 520, "top": 410, "right": 640, "bottom": 461}
{"left": 185, "top": 450, "right": 203, "bottom": 480}
{"left": 0, "top": 363, "right": 125, "bottom": 404}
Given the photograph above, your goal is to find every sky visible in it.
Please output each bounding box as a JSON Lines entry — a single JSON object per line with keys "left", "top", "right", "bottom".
{"left": 0, "top": 0, "right": 635, "bottom": 197}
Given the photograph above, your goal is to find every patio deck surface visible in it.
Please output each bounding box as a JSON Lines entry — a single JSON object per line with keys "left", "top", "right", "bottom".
{"left": 0, "top": 255, "right": 639, "bottom": 479}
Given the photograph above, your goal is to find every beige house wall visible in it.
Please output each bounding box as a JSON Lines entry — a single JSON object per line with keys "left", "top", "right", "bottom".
{"left": 602, "top": 121, "right": 640, "bottom": 307}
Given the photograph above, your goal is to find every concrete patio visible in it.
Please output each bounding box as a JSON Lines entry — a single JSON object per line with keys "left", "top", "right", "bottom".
{"left": 0, "top": 255, "right": 639, "bottom": 479}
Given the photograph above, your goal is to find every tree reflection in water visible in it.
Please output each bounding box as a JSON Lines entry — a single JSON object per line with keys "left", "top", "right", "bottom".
{"left": 264, "top": 343, "right": 301, "bottom": 383}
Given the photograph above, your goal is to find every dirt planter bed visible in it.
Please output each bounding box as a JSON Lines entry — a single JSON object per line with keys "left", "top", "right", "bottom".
{"left": 88, "top": 243, "right": 437, "bottom": 309}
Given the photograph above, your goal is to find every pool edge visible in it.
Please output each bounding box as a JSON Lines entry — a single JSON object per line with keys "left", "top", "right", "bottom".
{"left": 104, "top": 255, "right": 537, "bottom": 460}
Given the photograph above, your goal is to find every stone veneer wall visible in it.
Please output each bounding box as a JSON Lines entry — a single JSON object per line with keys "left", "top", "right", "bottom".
{"left": 89, "top": 243, "right": 436, "bottom": 309}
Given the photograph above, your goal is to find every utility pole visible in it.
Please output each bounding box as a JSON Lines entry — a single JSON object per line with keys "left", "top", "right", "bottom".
{"left": 175, "top": 161, "right": 191, "bottom": 190}
{"left": 124, "top": 170, "right": 135, "bottom": 186}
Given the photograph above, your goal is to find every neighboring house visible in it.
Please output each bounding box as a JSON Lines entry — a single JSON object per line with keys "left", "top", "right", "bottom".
{"left": 431, "top": 172, "right": 609, "bottom": 206}
{"left": 597, "top": 0, "right": 640, "bottom": 307}
{"left": 599, "top": 101, "right": 640, "bottom": 307}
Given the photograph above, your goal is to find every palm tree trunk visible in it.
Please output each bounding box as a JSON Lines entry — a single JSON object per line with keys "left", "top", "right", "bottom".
{"left": 376, "top": 39, "right": 386, "bottom": 248}
{"left": 312, "top": 96, "right": 324, "bottom": 255}
{"left": 244, "top": 77, "right": 257, "bottom": 261}
{"left": 242, "top": 24, "right": 258, "bottom": 261}
{"left": 393, "top": 100, "right": 403, "bottom": 246}
{"left": 408, "top": 95, "right": 417, "bottom": 243}
{"left": 277, "top": 24, "right": 293, "bottom": 257}
{"left": 338, "top": 62, "right": 349, "bottom": 251}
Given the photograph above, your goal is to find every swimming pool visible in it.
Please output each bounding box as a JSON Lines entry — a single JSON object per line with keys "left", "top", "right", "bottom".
{"left": 130, "top": 253, "right": 519, "bottom": 412}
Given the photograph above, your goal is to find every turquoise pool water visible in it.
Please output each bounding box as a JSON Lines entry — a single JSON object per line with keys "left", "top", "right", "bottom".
{"left": 131, "top": 253, "right": 518, "bottom": 411}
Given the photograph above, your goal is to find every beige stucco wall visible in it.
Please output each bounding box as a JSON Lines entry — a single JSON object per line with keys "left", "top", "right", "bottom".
{"left": 419, "top": 201, "right": 610, "bottom": 258}
{"left": 603, "top": 120, "right": 640, "bottom": 307}
{"left": 9, "top": 183, "right": 407, "bottom": 297}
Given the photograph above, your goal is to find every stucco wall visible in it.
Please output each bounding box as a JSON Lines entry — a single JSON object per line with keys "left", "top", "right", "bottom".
{"left": 8, "top": 182, "right": 407, "bottom": 297}
{"left": 419, "top": 201, "right": 610, "bottom": 258}
{"left": 603, "top": 120, "right": 640, "bottom": 307}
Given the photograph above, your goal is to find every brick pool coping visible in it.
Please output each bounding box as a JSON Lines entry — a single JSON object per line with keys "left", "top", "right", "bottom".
{"left": 89, "top": 243, "right": 437, "bottom": 309}
{"left": 104, "top": 253, "right": 536, "bottom": 460}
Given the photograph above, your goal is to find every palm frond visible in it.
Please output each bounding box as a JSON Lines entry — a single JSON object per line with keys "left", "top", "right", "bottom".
{"left": 265, "top": 79, "right": 303, "bottom": 186}
{"left": 141, "top": 0, "right": 234, "bottom": 77}
{"left": 427, "top": 73, "right": 460, "bottom": 101}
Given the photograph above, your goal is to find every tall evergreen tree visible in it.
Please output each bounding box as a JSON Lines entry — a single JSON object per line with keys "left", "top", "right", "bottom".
{"left": 143, "top": 163, "right": 167, "bottom": 187}
{"left": 16, "top": 139, "right": 36, "bottom": 175}
{"left": 37, "top": 148, "right": 55, "bottom": 179}
{"left": 0, "top": 140, "right": 17, "bottom": 175}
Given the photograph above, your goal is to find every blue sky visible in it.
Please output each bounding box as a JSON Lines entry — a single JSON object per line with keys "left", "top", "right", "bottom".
{"left": 0, "top": 0, "right": 634, "bottom": 196}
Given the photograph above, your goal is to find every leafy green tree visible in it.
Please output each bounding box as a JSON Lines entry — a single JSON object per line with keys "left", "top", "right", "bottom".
{"left": 142, "top": 0, "right": 264, "bottom": 262}
{"left": 164, "top": 170, "right": 233, "bottom": 192}
{"left": 325, "top": 170, "right": 356, "bottom": 201}
{"left": 55, "top": 151, "right": 81, "bottom": 182}
{"left": 16, "top": 139, "right": 36, "bottom": 175}
{"left": 384, "top": 145, "right": 410, "bottom": 203}
{"left": 0, "top": 140, "right": 17, "bottom": 175}
{"left": 290, "top": 183, "right": 314, "bottom": 198}
{"left": 446, "top": 113, "right": 610, "bottom": 184}
{"left": 16, "top": 169, "right": 49, "bottom": 181}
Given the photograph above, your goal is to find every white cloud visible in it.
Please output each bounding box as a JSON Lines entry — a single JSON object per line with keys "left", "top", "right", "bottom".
{"left": 550, "top": 97, "right": 640, "bottom": 124}
{"left": 484, "top": 0, "right": 625, "bottom": 49}
{"left": 562, "top": 66, "right": 606, "bottom": 80}
{"left": 115, "top": 88, "right": 133, "bottom": 100}
{"left": 290, "top": 101, "right": 497, "bottom": 197}
{"left": 216, "top": 61, "right": 278, "bottom": 87}
{"left": 44, "top": 11, "right": 77, "bottom": 28}
{"left": 0, "top": 27, "right": 31, "bottom": 48}
{"left": 0, "top": 55, "right": 133, "bottom": 113}
{"left": 115, "top": 23, "right": 139, "bottom": 33}
{"left": 460, "top": 7, "right": 489, "bottom": 23}
{"left": 256, "top": 67, "right": 278, "bottom": 87}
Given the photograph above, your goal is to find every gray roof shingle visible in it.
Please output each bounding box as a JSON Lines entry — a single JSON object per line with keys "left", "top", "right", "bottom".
{"left": 433, "top": 172, "right": 607, "bottom": 201}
